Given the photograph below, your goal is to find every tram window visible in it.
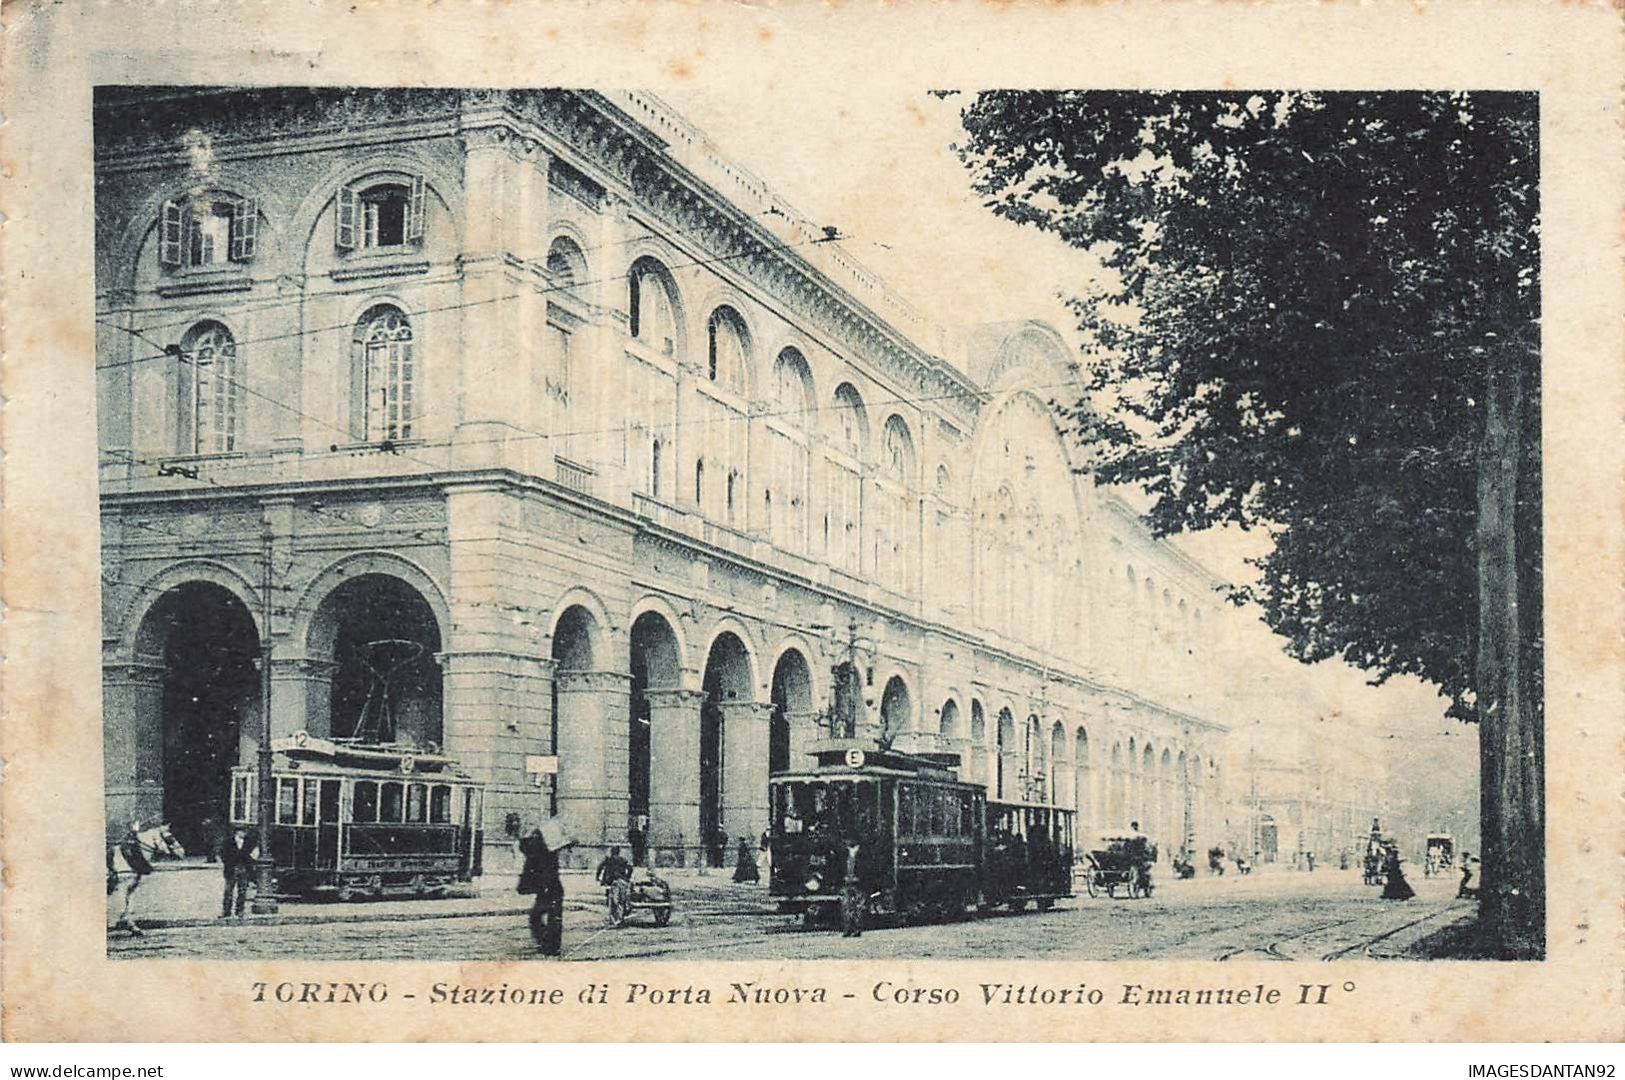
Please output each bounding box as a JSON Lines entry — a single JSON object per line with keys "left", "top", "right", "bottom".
{"left": 277, "top": 778, "right": 299, "bottom": 824}
{"left": 353, "top": 781, "right": 378, "bottom": 823}
{"left": 302, "top": 779, "right": 319, "bottom": 825}
{"left": 898, "top": 786, "right": 915, "bottom": 836}
{"left": 775, "top": 786, "right": 802, "bottom": 833}
{"left": 407, "top": 783, "right": 427, "bottom": 823}
{"left": 381, "top": 782, "right": 404, "bottom": 823}
{"left": 430, "top": 785, "right": 452, "bottom": 824}
{"left": 930, "top": 789, "right": 946, "bottom": 835}
{"left": 856, "top": 782, "right": 879, "bottom": 838}
{"left": 231, "top": 775, "right": 251, "bottom": 823}
{"left": 960, "top": 794, "right": 975, "bottom": 836}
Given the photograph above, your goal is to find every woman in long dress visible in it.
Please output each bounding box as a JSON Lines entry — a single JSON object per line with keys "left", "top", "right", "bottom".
{"left": 1380, "top": 845, "right": 1415, "bottom": 901}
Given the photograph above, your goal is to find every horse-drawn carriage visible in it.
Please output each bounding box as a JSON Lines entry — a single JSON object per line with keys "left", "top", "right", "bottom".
{"left": 1424, "top": 833, "right": 1455, "bottom": 875}
{"left": 1082, "top": 834, "right": 1157, "bottom": 899}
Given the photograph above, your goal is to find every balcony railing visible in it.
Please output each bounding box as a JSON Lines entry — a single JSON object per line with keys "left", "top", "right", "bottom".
{"left": 553, "top": 456, "right": 595, "bottom": 496}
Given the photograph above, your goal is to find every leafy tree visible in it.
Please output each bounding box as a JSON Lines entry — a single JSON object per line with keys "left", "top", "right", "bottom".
{"left": 950, "top": 90, "right": 1541, "bottom": 955}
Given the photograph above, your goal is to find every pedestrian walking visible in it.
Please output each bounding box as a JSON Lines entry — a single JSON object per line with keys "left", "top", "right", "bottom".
{"left": 1457, "top": 851, "right": 1478, "bottom": 899}
{"left": 518, "top": 828, "right": 565, "bottom": 956}
{"left": 756, "top": 830, "right": 771, "bottom": 882}
{"left": 628, "top": 817, "right": 648, "bottom": 868}
{"left": 596, "top": 845, "right": 633, "bottom": 923}
{"left": 1380, "top": 844, "right": 1415, "bottom": 901}
{"left": 733, "top": 836, "right": 760, "bottom": 883}
{"left": 220, "top": 826, "right": 257, "bottom": 918}
{"left": 840, "top": 837, "right": 867, "bottom": 937}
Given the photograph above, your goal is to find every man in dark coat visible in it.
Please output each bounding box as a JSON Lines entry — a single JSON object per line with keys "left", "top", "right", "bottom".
{"left": 220, "top": 826, "right": 258, "bottom": 918}
{"left": 518, "top": 829, "right": 565, "bottom": 956}
{"left": 733, "top": 836, "right": 760, "bottom": 883}
{"left": 627, "top": 819, "right": 648, "bottom": 868}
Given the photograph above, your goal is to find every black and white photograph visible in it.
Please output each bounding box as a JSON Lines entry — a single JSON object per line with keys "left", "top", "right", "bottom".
{"left": 3, "top": 0, "right": 1620, "bottom": 1052}
{"left": 92, "top": 84, "right": 1540, "bottom": 963}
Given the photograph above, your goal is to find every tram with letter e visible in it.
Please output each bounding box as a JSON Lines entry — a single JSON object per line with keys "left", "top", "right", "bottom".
{"left": 229, "top": 731, "right": 485, "bottom": 900}
{"left": 769, "top": 741, "right": 1075, "bottom": 928}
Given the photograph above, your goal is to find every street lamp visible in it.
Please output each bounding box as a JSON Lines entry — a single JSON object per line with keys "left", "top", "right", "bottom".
{"left": 252, "top": 523, "right": 279, "bottom": 914}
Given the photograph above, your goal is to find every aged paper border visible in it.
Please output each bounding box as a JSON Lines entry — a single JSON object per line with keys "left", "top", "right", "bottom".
{"left": 2, "top": 0, "right": 1621, "bottom": 1043}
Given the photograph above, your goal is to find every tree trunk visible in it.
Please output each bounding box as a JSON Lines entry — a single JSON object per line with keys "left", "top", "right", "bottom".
{"left": 1476, "top": 340, "right": 1544, "bottom": 959}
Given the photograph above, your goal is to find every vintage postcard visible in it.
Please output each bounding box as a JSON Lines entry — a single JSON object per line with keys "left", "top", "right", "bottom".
{"left": 1, "top": 0, "right": 1620, "bottom": 1044}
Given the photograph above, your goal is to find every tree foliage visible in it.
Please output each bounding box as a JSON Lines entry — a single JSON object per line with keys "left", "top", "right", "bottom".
{"left": 951, "top": 91, "right": 1540, "bottom": 717}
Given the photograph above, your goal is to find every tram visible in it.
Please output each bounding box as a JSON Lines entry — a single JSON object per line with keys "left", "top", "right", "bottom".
{"left": 768, "top": 741, "right": 1075, "bottom": 927}
{"left": 229, "top": 732, "right": 484, "bottom": 900}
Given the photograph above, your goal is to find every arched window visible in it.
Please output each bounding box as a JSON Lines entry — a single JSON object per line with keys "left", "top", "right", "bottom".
{"left": 351, "top": 305, "right": 414, "bottom": 441}
{"left": 706, "top": 307, "right": 748, "bottom": 394}
{"left": 883, "top": 416, "right": 915, "bottom": 484}
{"left": 833, "top": 383, "right": 868, "bottom": 456}
{"left": 650, "top": 437, "right": 664, "bottom": 499}
{"left": 628, "top": 258, "right": 678, "bottom": 357}
{"left": 177, "top": 321, "right": 240, "bottom": 454}
{"left": 774, "top": 348, "right": 812, "bottom": 418}
{"left": 546, "top": 236, "right": 586, "bottom": 290}
{"left": 694, "top": 458, "right": 706, "bottom": 506}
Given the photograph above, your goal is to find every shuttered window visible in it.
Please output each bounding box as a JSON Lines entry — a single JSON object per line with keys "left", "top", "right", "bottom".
{"left": 336, "top": 176, "right": 427, "bottom": 251}
{"left": 161, "top": 194, "right": 257, "bottom": 268}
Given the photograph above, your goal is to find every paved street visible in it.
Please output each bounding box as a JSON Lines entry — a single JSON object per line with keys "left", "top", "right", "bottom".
{"left": 109, "top": 869, "right": 1472, "bottom": 962}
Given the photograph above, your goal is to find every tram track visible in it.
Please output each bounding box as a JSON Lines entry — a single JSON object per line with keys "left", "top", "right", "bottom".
{"left": 1319, "top": 902, "right": 1470, "bottom": 961}
{"left": 1214, "top": 913, "right": 1375, "bottom": 961}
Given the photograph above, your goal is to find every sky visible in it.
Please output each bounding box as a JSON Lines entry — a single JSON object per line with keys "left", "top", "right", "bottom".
{"left": 657, "top": 86, "right": 1469, "bottom": 770}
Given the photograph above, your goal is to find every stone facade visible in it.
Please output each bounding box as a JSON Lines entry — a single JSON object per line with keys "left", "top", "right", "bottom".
{"left": 96, "top": 87, "right": 1287, "bottom": 869}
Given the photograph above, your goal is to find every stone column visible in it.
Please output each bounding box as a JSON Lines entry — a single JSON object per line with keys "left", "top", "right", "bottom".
{"left": 103, "top": 658, "right": 166, "bottom": 838}
{"left": 645, "top": 687, "right": 705, "bottom": 867}
{"left": 269, "top": 657, "right": 337, "bottom": 741}
{"left": 1054, "top": 762, "right": 1075, "bottom": 811}
{"left": 455, "top": 122, "right": 529, "bottom": 469}
{"left": 719, "top": 700, "right": 773, "bottom": 847}
{"left": 784, "top": 708, "right": 821, "bottom": 774}
{"left": 554, "top": 669, "right": 633, "bottom": 859}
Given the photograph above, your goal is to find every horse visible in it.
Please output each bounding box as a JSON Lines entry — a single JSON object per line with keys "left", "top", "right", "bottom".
{"left": 107, "top": 821, "right": 185, "bottom": 935}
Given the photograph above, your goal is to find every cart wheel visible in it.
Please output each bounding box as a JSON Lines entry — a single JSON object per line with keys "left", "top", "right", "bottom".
{"left": 653, "top": 905, "right": 672, "bottom": 927}
{"left": 1106, "top": 883, "right": 1117, "bottom": 899}
{"left": 1085, "top": 874, "right": 1099, "bottom": 899}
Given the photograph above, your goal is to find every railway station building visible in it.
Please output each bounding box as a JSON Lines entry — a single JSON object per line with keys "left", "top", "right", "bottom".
{"left": 96, "top": 87, "right": 1304, "bottom": 870}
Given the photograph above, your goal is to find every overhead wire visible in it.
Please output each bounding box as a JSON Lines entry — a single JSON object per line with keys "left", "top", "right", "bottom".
{"left": 98, "top": 208, "right": 794, "bottom": 335}
{"left": 95, "top": 229, "right": 850, "bottom": 374}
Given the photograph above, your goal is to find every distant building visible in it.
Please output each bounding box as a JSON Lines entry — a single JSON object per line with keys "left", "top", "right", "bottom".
{"left": 1219, "top": 674, "right": 1388, "bottom": 867}
{"left": 97, "top": 87, "right": 1312, "bottom": 868}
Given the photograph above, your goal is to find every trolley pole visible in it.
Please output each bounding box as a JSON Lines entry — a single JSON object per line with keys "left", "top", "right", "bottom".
{"left": 252, "top": 523, "right": 279, "bottom": 914}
